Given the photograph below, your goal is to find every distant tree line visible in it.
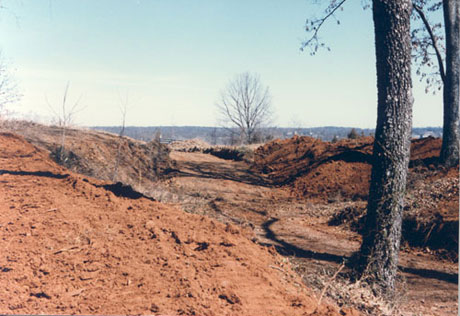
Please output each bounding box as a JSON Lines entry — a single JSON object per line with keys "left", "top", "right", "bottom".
{"left": 92, "top": 125, "right": 443, "bottom": 145}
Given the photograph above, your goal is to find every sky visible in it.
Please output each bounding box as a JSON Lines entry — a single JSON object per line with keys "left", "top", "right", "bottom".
{"left": 0, "top": 0, "right": 444, "bottom": 128}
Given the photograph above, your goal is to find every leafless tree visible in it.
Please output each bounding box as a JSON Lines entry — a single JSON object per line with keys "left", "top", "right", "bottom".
{"left": 304, "top": 0, "right": 458, "bottom": 167}
{"left": 217, "top": 72, "right": 273, "bottom": 144}
{"left": 439, "top": 0, "right": 459, "bottom": 167}
{"left": 302, "top": 0, "right": 414, "bottom": 298}
{"left": 46, "top": 81, "right": 83, "bottom": 162}
{"left": 412, "top": 0, "right": 459, "bottom": 167}
{"left": 0, "top": 52, "right": 21, "bottom": 115}
{"left": 112, "top": 92, "right": 128, "bottom": 182}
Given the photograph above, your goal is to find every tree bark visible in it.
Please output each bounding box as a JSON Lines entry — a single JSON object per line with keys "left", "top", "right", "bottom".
{"left": 440, "top": 0, "right": 460, "bottom": 167}
{"left": 356, "top": 0, "right": 413, "bottom": 296}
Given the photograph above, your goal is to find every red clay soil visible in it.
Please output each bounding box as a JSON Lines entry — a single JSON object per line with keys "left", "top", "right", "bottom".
{"left": 253, "top": 136, "right": 459, "bottom": 261}
{"left": 0, "top": 133, "right": 357, "bottom": 316}
{"left": 252, "top": 135, "right": 451, "bottom": 201}
{"left": 252, "top": 136, "right": 372, "bottom": 201}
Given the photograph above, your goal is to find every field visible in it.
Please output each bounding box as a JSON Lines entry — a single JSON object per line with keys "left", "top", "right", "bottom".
{"left": 0, "top": 121, "right": 457, "bottom": 315}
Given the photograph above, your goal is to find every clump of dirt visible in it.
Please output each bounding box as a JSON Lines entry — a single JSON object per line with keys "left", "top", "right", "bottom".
{"left": 0, "top": 119, "right": 175, "bottom": 187}
{"left": 0, "top": 132, "right": 356, "bottom": 315}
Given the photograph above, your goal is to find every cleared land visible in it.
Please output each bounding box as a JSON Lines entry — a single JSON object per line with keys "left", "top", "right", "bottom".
{"left": 0, "top": 122, "right": 457, "bottom": 315}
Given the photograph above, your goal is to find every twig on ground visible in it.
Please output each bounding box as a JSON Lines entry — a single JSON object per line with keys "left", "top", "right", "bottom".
{"left": 269, "top": 265, "right": 286, "bottom": 273}
{"left": 315, "top": 262, "right": 345, "bottom": 311}
{"left": 54, "top": 246, "right": 79, "bottom": 255}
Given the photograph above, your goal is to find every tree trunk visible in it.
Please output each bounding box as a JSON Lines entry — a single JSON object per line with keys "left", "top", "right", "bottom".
{"left": 440, "top": 0, "right": 460, "bottom": 167}
{"left": 356, "top": 0, "right": 413, "bottom": 296}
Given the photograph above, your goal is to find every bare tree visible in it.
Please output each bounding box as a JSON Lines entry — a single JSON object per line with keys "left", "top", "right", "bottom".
{"left": 46, "top": 81, "right": 83, "bottom": 163}
{"left": 439, "top": 0, "right": 459, "bottom": 166}
{"left": 0, "top": 52, "right": 21, "bottom": 115}
{"left": 217, "top": 72, "right": 273, "bottom": 144}
{"left": 412, "top": 0, "right": 459, "bottom": 167}
{"left": 302, "top": 0, "right": 414, "bottom": 297}
{"left": 112, "top": 92, "right": 128, "bottom": 182}
{"left": 303, "top": 1, "right": 458, "bottom": 168}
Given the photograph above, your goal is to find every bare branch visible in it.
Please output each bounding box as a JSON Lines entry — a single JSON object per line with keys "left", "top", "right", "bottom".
{"left": 301, "top": 0, "right": 348, "bottom": 55}
{"left": 411, "top": 0, "right": 445, "bottom": 93}
{"left": 413, "top": 3, "right": 446, "bottom": 82}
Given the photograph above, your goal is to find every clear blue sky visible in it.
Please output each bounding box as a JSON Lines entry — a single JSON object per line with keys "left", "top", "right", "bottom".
{"left": 0, "top": 0, "right": 443, "bottom": 128}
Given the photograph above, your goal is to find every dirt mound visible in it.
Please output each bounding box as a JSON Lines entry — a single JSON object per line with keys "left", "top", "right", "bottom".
{"left": 0, "top": 119, "right": 174, "bottom": 188}
{"left": 253, "top": 136, "right": 458, "bottom": 260}
{"left": 409, "top": 136, "right": 443, "bottom": 163}
{"left": 252, "top": 136, "right": 373, "bottom": 201}
{"left": 329, "top": 180, "right": 459, "bottom": 262}
{"left": 253, "top": 135, "right": 453, "bottom": 201}
{"left": 0, "top": 132, "right": 354, "bottom": 315}
{"left": 404, "top": 167, "right": 459, "bottom": 261}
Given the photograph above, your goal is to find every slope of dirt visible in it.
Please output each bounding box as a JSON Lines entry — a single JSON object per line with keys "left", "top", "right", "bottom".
{"left": 0, "top": 120, "right": 174, "bottom": 187}
{"left": 252, "top": 136, "right": 449, "bottom": 201}
{"left": 0, "top": 133, "right": 351, "bottom": 315}
{"left": 252, "top": 136, "right": 373, "bottom": 201}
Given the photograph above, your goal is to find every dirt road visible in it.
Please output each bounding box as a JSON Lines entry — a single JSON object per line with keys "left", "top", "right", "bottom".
{"left": 158, "top": 150, "right": 458, "bottom": 316}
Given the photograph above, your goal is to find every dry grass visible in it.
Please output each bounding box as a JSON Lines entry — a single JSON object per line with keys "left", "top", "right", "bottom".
{"left": 290, "top": 257, "right": 409, "bottom": 315}
{"left": 0, "top": 118, "right": 174, "bottom": 185}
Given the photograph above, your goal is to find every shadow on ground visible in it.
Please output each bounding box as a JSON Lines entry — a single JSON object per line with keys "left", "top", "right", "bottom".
{"left": 0, "top": 169, "right": 69, "bottom": 179}
{"left": 171, "top": 160, "right": 271, "bottom": 187}
{"left": 261, "top": 217, "right": 458, "bottom": 285}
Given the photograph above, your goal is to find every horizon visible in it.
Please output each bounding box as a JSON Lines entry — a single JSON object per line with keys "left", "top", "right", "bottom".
{"left": 89, "top": 124, "right": 442, "bottom": 129}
